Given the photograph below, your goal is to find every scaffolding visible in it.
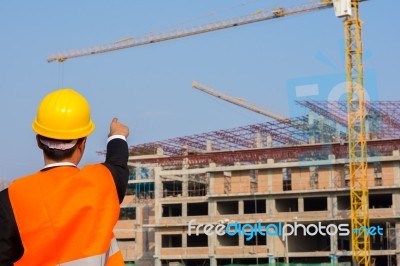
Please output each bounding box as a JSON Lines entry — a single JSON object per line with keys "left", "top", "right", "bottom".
{"left": 296, "top": 100, "right": 400, "bottom": 139}
{"left": 129, "top": 115, "right": 345, "bottom": 157}
{"left": 127, "top": 101, "right": 400, "bottom": 168}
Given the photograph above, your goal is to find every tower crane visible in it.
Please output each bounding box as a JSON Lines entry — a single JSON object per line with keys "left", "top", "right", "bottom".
{"left": 192, "top": 81, "right": 289, "bottom": 122}
{"left": 47, "top": 1, "right": 336, "bottom": 63}
{"left": 47, "top": 0, "right": 371, "bottom": 264}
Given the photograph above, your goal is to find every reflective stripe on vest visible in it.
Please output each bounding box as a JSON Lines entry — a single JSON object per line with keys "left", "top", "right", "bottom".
{"left": 58, "top": 238, "right": 120, "bottom": 266}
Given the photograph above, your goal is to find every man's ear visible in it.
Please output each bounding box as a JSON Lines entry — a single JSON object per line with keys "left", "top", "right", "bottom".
{"left": 36, "top": 135, "right": 44, "bottom": 150}
{"left": 77, "top": 137, "right": 87, "bottom": 152}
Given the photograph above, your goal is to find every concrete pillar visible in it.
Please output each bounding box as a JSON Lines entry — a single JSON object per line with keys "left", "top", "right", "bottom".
{"left": 267, "top": 169, "right": 273, "bottom": 193}
{"left": 154, "top": 167, "right": 162, "bottom": 225}
{"left": 298, "top": 197, "right": 304, "bottom": 213}
{"left": 267, "top": 134, "right": 273, "bottom": 148}
{"left": 182, "top": 202, "right": 187, "bottom": 217}
{"left": 239, "top": 233, "right": 244, "bottom": 247}
{"left": 136, "top": 163, "right": 141, "bottom": 180}
{"left": 328, "top": 162, "right": 335, "bottom": 189}
{"left": 331, "top": 195, "right": 338, "bottom": 218}
{"left": 268, "top": 254, "right": 276, "bottom": 264}
{"left": 208, "top": 172, "right": 215, "bottom": 196}
{"left": 393, "top": 155, "right": 400, "bottom": 186}
{"left": 156, "top": 147, "right": 164, "bottom": 155}
{"left": 335, "top": 123, "right": 341, "bottom": 142}
{"left": 310, "top": 166, "right": 318, "bottom": 189}
{"left": 267, "top": 197, "right": 275, "bottom": 217}
{"left": 182, "top": 174, "right": 188, "bottom": 197}
{"left": 154, "top": 257, "right": 160, "bottom": 266}
{"left": 239, "top": 200, "right": 244, "bottom": 215}
{"left": 182, "top": 231, "right": 187, "bottom": 248}
{"left": 206, "top": 140, "right": 212, "bottom": 152}
{"left": 394, "top": 191, "right": 400, "bottom": 217}
{"left": 209, "top": 200, "right": 216, "bottom": 217}
{"left": 330, "top": 253, "right": 338, "bottom": 265}
{"left": 135, "top": 207, "right": 142, "bottom": 261}
{"left": 396, "top": 222, "right": 400, "bottom": 265}
{"left": 183, "top": 158, "right": 189, "bottom": 169}
{"left": 209, "top": 256, "right": 217, "bottom": 266}
{"left": 365, "top": 118, "right": 371, "bottom": 140}
{"left": 209, "top": 222, "right": 217, "bottom": 264}
{"left": 267, "top": 235, "right": 275, "bottom": 263}
{"left": 330, "top": 220, "right": 338, "bottom": 263}
{"left": 255, "top": 132, "right": 263, "bottom": 148}
{"left": 308, "top": 112, "right": 315, "bottom": 144}
{"left": 327, "top": 196, "right": 333, "bottom": 218}
{"left": 154, "top": 232, "right": 161, "bottom": 265}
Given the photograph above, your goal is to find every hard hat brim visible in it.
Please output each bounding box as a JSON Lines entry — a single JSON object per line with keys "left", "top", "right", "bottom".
{"left": 32, "top": 120, "right": 95, "bottom": 140}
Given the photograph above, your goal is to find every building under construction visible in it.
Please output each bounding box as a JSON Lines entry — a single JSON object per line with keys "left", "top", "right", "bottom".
{"left": 112, "top": 101, "right": 400, "bottom": 266}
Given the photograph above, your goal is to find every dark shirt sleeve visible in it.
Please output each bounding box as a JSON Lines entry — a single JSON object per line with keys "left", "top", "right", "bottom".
{"left": 102, "top": 137, "right": 129, "bottom": 204}
{"left": 0, "top": 188, "right": 23, "bottom": 265}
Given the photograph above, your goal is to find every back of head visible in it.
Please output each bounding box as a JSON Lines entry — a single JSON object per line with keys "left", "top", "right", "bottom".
{"left": 32, "top": 88, "right": 95, "bottom": 161}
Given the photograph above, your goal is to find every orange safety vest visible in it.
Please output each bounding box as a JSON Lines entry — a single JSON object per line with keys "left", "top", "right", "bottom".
{"left": 8, "top": 164, "right": 125, "bottom": 266}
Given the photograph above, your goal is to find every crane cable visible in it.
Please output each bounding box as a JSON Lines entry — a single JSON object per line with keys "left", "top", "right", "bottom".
{"left": 57, "top": 62, "right": 65, "bottom": 89}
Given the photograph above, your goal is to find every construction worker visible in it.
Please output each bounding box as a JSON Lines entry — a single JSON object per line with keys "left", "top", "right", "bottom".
{"left": 0, "top": 89, "right": 129, "bottom": 266}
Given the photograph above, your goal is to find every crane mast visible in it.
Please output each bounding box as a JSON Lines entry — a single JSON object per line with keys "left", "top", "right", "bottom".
{"left": 48, "top": 0, "right": 371, "bottom": 264}
{"left": 345, "top": 1, "right": 370, "bottom": 264}
{"left": 192, "top": 81, "right": 289, "bottom": 121}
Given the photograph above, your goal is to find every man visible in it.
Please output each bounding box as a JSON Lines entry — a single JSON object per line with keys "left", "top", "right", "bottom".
{"left": 0, "top": 88, "right": 129, "bottom": 265}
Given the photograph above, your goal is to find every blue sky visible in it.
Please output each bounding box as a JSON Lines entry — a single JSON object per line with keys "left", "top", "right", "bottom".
{"left": 0, "top": 0, "right": 399, "bottom": 181}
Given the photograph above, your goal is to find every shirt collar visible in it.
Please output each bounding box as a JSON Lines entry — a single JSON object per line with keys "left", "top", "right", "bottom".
{"left": 42, "top": 162, "right": 77, "bottom": 170}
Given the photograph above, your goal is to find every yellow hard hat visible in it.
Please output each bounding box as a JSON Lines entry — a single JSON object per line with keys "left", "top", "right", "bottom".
{"left": 32, "top": 88, "right": 95, "bottom": 140}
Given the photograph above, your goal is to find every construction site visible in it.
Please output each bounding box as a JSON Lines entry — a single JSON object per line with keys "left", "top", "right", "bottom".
{"left": 111, "top": 100, "right": 400, "bottom": 266}
{"left": 44, "top": 0, "right": 399, "bottom": 265}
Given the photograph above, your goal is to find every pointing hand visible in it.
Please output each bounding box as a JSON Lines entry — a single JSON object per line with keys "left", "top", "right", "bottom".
{"left": 109, "top": 118, "right": 129, "bottom": 138}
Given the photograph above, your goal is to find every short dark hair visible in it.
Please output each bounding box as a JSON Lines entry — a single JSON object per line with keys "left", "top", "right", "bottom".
{"left": 37, "top": 136, "right": 85, "bottom": 162}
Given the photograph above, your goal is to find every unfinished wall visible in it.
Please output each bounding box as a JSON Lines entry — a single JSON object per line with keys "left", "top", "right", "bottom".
{"left": 367, "top": 164, "right": 378, "bottom": 188}
{"left": 230, "top": 170, "right": 251, "bottom": 194}
{"left": 212, "top": 172, "right": 225, "bottom": 194}
{"left": 291, "top": 167, "right": 307, "bottom": 191}
{"left": 270, "top": 168, "right": 283, "bottom": 192}
{"left": 316, "top": 167, "right": 331, "bottom": 190}
{"left": 257, "top": 170, "right": 269, "bottom": 193}
{"left": 382, "top": 161, "right": 395, "bottom": 186}
{"left": 118, "top": 239, "right": 136, "bottom": 261}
